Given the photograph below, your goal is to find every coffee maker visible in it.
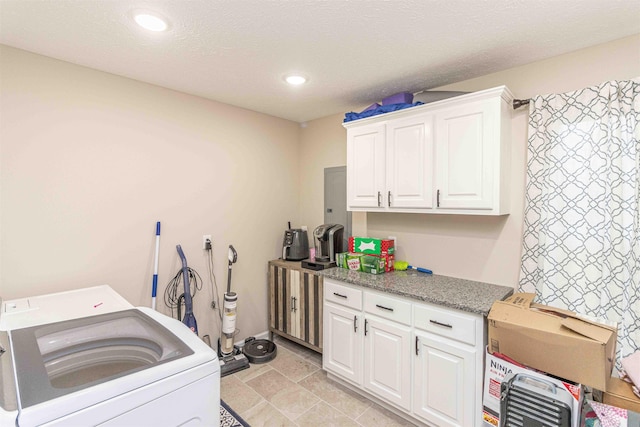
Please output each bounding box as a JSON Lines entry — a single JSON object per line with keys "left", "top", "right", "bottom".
{"left": 302, "top": 224, "right": 344, "bottom": 270}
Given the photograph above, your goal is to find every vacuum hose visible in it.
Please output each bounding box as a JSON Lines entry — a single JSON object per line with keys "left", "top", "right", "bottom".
{"left": 176, "top": 245, "right": 198, "bottom": 335}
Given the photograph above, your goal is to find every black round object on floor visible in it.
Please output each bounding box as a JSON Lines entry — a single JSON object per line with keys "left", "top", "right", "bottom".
{"left": 242, "top": 339, "right": 277, "bottom": 364}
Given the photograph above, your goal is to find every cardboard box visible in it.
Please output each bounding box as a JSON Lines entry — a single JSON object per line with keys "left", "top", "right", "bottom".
{"left": 348, "top": 237, "right": 395, "bottom": 256}
{"left": 336, "top": 252, "right": 363, "bottom": 270}
{"left": 603, "top": 377, "right": 640, "bottom": 413}
{"left": 336, "top": 252, "right": 394, "bottom": 274}
{"left": 483, "top": 348, "right": 582, "bottom": 427}
{"left": 360, "top": 254, "right": 386, "bottom": 274}
{"left": 487, "top": 293, "right": 617, "bottom": 391}
{"left": 382, "top": 253, "right": 395, "bottom": 272}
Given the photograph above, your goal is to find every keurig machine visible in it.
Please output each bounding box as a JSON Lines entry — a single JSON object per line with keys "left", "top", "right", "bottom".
{"left": 302, "top": 224, "right": 344, "bottom": 270}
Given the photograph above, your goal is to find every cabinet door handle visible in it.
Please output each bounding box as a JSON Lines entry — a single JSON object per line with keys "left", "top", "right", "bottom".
{"left": 291, "top": 296, "right": 297, "bottom": 312}
{"left": 333, "top": 292, "right": 347, "bottom": 299}
{"left": 415, "top": 336, "right": 419, "bottom": 356}
{"left": 353, "top": 315, "right": 358, "bottom": 333}
{"left": 430, "top": 319, "right": 452, "bottom": 329}
{"left": 375, "top": 304, "right": 394, "bottom": 312}
{"left": 364, "top": 319, "right": 369, "bottom": 336}
{"left": 388, "top": 191, "right": 392, "bottom": 207}
{"left": 437, "top": 189, "right": 440, "bottom": 207}
{"left": 377, "top": 191, "right": 381, "bottom": 207}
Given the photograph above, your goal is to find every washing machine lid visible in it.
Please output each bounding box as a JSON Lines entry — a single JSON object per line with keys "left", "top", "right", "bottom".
{"left": 11, "top": 308, "right": 194, "bottom": 409}
{"left": 0, "top": 285, "right": 133, "bottom": 331}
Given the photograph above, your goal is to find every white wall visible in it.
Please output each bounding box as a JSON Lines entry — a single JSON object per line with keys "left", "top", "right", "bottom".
{"left": 1, "top": 34, "right": 638, "bottom": 345}
{"left": 299, "top": 34, "right": 640, "bottom": 288}
{"left": 0, "top": 45, "right": 300, "bottom": 342}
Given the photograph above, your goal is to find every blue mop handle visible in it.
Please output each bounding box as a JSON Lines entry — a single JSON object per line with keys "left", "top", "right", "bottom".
{"left": 176, "top": 244, "right": 198, "bottom": 334}
{"left": 151, "top": 222, "right": 160, "bottom": 310}
{"left": 408, "top": 265, "right": 433, "bottom": 274}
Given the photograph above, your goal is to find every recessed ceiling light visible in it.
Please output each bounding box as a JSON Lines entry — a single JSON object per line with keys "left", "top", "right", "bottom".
{"left": 134, "top": 13, "right": 169, "bottom": 32}
{"left": 284, "top": 75, "right": 308, "bottom": 85}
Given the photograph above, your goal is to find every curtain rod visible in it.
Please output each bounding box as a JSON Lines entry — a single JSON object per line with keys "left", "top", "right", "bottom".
{"left": 513, "top": 99, "right": 530, "bottom": 109}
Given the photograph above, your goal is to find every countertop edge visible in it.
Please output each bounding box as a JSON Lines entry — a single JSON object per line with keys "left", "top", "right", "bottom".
{"left": 316, "top": 267, "right": 514, "bottom": 316}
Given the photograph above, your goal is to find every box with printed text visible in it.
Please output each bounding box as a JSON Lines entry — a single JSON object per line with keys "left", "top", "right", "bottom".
{"left": 335, "top": 252, "right": 394, "bottom": 274}
{"left": 348, "top": 237, "right": 395, "bottom": 256}
{"left": 482, "top": 348, "right": 583, "bottom": 427}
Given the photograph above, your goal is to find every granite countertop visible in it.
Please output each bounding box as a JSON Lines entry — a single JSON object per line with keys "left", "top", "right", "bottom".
{"left": 318, "top": 267, "right": 514, "bottom": 316}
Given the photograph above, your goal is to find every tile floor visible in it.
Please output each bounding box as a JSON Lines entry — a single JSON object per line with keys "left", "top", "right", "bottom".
{"left": 221, "top": 335, "right": 418, "bottom": 427}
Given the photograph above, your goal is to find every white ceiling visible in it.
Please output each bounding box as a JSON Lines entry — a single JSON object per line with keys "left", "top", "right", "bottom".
{"left": 1, "top": 0, "right": 639, "bottom": 123}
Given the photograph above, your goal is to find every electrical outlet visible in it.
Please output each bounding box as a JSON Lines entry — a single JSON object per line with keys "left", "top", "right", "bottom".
{"left": 202, "top": 235, "right": 212, "bottom": 250}
{"left": 389, "top": 235, "right": 397, "bottom": 248}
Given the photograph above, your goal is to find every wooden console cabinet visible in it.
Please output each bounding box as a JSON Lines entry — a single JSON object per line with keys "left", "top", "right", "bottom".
{"left": 268, "top": 259, "right": 323, "bottom": 353}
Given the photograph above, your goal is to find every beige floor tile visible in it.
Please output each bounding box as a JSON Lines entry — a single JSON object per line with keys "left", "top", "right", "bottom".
{"left": 246, "top": 369, "right": 297, "bottom": 401}
{"left": 269, "top": 346, "right": 319, "bottom": 382}
{"left": 302, "top": 350, "right": 323, "bottom": 367}
{"left": 220, "top": 375, "right": 265, "bottom": 415}
{"left": 298, "top": 370, "right": 372, "bottom": 419}
{"left": 273, "top": 335, "right": 304, "bottom": 353}
{"left": 272, "top": 336, "right": 319, "bottom": 358}
{"left": 269, "top": 382, "right": 320, "bottom": 421}
{"left": 241, "top": 400, "right": 297, "bottom": 427}
{"left": 295, "top": 401, "right": 361, "bottom": 427}
{"left": 246, "top": 368, "right": 320, "bottom": 420}
{"left": 234, "top": 361, "right": 273, "bottom": 382}
{"left": 356, "top": 404, "right": 417, "bottom": 427}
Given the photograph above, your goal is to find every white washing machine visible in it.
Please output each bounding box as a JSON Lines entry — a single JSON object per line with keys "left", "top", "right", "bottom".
{"left": 0, "top": 285, "right": 220, "bottom": 426}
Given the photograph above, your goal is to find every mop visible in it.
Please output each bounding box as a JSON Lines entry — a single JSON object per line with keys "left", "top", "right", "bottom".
{"left": 151, "top": 221, "right": 161, "bottom": 310}
{"left": 219, "top": 244, "right": 250, "bottom": 376}
{"left": 176, "top": 245, "right": 198, "bottom": 335}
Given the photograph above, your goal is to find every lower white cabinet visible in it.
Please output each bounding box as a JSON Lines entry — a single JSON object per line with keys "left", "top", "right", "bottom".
{"left": 413, "top": 331, "right": 476, "bottom": 427}
{"left": 323, "top": 302, "right": 362, "bottom": 384}
{"left": 363, "top": 315, "right": 412, "bottom": 411}
{"left": 323, "top": 278, "right": 484, "bottom": 427}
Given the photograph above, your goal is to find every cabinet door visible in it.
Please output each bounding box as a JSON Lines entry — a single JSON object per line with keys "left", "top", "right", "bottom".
{"left": 435, "top": 101, "right": 496, "bottom": 210}
{"left": 347, "top": 124, "right": 385, "bottom": 209}
{"left": 269, "top": 262, "right": 324, "bottom": 353}
{"left": 413, "top": 331, "right": 476, "bottom": 427}
{"left": 323, "top": 302, "right": 362, "bottom": 385}
{"left": 363, "top": 316, "right": 412, "bottom": 411}
{"left": 386, "top": 114, "right": 434, "bottom": 209}
{"left": 269, "top": 265, "right": 299, "bottom": 339}
{"left": 297, "top": 271, "right": 323, "bottom": 350}
{"left": 289, "top": 269, "right": 301, "bottom": 338}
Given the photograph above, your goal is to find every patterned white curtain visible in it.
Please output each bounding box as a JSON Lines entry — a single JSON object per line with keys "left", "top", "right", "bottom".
{"left": 519, "top": 79, "right": 640, "bottom": 368}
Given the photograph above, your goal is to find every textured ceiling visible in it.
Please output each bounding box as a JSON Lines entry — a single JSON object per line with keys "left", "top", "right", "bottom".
{"left": 1, "top": 0, "right": 639, "bottom": 122}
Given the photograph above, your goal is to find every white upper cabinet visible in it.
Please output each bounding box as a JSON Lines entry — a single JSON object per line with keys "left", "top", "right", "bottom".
{"left": 344, "top": 86, "right": 512, "bottom": 215}
{"left": 346, "top": 123, "right": 385, "bottom": 209}
{"left": 386, "top": 114, "right": 434, "bottom": 209}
